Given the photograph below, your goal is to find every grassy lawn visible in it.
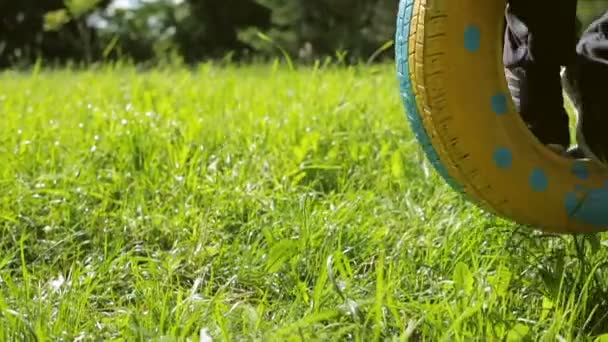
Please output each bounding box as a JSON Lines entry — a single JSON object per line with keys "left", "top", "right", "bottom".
{"left": 1, "top": 63, "right": 607, "bottom": 340}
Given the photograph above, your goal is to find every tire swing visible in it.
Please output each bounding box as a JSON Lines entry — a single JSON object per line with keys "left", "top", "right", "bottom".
{"left": 395, "top": 0, "right": 608, "bottom": 234}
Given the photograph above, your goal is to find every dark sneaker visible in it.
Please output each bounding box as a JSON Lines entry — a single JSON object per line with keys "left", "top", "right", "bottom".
{"left": 505, "top": 65, "right": 571, "bottom": 155}
{"left": 547, "top": 144, "right": 587, "bottom": 159}
{"left": 566, "top": 145, "right": 588, "bottom": 159}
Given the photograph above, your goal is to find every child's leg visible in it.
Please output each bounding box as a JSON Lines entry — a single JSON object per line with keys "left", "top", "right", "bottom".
{"left": 571, "top": 12, "right": 608, "bottom": 161}
{"left": 503, "top": 0, "right": 578, "bottom": 148}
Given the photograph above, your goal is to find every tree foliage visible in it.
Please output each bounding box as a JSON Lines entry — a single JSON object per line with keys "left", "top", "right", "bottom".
{"left": 0, "top": 0, "right": 606, "bottom": 67}
{"left": 247, "top": 0, "right": 397, "bottom": 62}
{"left": 0, "top": 0, "right": 110, "bottom": 67}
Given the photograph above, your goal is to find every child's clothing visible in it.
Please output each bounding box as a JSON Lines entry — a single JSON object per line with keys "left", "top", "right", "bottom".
{"left": 504, "top": 0, "right": 608, "bottom": 161}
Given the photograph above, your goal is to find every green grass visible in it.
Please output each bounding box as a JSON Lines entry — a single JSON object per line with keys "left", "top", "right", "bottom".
{"left": 1, "top": 63, "right": 608, "bottom": 341}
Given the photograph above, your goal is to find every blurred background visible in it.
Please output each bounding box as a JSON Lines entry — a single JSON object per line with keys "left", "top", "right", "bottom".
{"left": 1, "top": 0, "right": 606, "bottom": 69}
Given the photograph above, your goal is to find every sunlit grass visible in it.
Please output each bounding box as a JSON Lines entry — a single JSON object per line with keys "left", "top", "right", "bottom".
{"left": 0, "top": 63, "right": 607, "bottom": 340}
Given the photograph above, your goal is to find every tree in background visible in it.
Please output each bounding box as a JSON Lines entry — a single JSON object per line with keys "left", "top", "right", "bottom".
{"left": 0, "top": 0, "right": 110, "bottom": 67}
{"left": 94, "top": 0, "right": 185, "bottom": 62}
{"left": 0, "top": 0, "right": 397, "bottom": 67}
{"left": 247, "top": 0, "right": 397, "bottom": 63}
{"left": 1, "top": 0, "right": 607, "bottom": 68}
{"left": 176, "top": 0, "right": 271, "bottom": 62}
{"left": 94, "top": 0, "right": 271, "bottom": 63}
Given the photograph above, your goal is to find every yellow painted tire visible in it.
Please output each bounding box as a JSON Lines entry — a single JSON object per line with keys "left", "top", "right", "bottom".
{"left": 395, "top": 0, "right": 608, "bottom": 234}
